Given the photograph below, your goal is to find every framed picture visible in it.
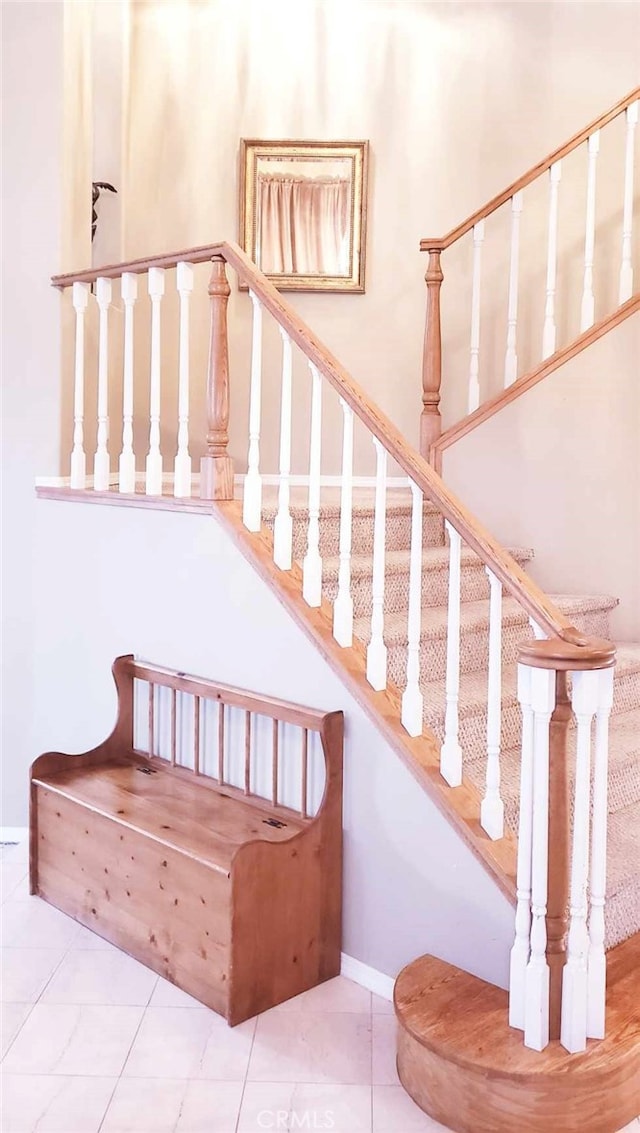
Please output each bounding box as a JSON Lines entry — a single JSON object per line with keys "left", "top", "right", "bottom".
{"left": 239, "top": 139, "right": 369, "bottom": 292}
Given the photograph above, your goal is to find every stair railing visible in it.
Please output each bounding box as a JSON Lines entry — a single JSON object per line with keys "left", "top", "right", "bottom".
{"left": 51, "top": 240, "right": 616, "bottom": 1050}
{"left": 419, "top": 87, "right": 639, "bottom": 467}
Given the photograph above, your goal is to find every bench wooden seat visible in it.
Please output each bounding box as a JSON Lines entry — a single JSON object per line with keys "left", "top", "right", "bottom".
{"left": 30, "top": 655, "right": 343, "bottom": 1025}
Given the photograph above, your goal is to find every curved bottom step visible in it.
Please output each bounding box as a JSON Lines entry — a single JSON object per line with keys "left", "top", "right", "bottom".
{"left": 394, "top": 937, "right": 640, "bottom": 1133}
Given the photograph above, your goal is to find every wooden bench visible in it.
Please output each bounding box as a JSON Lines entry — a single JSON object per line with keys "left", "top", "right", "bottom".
{"left": 30, "top": 655, "right": 343, "bottom": 1024}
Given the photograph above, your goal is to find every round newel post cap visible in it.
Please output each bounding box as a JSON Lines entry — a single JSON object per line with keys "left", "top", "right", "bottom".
{"left": 518, "top": 630, "right": 616, "bottom": 672}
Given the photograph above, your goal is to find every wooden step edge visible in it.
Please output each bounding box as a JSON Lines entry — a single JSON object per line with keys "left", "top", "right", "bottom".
{"left": 394, "top": 937, "right": 640, "bottom": 1133}
{"left": 213, "top": 499, "right": 518, "bottom": 905}
{"left": 32, "top": 776, "right": 232, "bottom": 878}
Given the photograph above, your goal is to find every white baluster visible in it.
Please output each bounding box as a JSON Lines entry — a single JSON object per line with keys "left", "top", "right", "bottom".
{"left": 94, "top": 276, "right": 112, "bottom": 491}
{"left": 118, "top": 272, "right": 137, "bottom": 493}
{"left": 504, "top": 191, "right": 523, "bottom": 387}
{"left": 145, "top": 266, "right": 165, "bottom": 495}
{"left": 302, "top": 363, "right": 322, "bottom": 607}
{"left": 480, "top": 569, "right": 504, "bottom": 839}
{"left": 366, "top": 438, "right": 387, "bottom": 691}
{"left": 523, "top": 666, "right": 556, "bottom": 1052}
{"left": 587, "top": 666, "right": 614, "bottom": 1040}
{"left": 619, "top": 100, "right": 638, "bottom": 304}
{"left": 243, "top": 290, "right": 263, "bottom": 531}
{"left": 401, "top": 480, "right": 424, "bottom": 736}
{"left": 509, "top": 664, "right": 534, "bottom": 1030}
{"left": 468, "top": 219, "right": 484, "bottom": 412}
{"left": 333, "top": 398, "right": 354, "bottom": 646}
{"left": 440, "top": 521, "right": 463, "bottom": 786}
{"left": 70, "top": 281, "right": 90, "bottom": 489}
{"left": 273, "top": 329, "right": 293, "bottom": 570}
{"left": 174, "top": 261, "right": 193, "bottom": 498}
{"left": 580, "top": 130, "right": 600, "bottom": 332}
{"left": 542, "top": 161, "right": 562, "bottom": 359}
{"left": 561, "top": 668, "right": 598, "bottom": 1054}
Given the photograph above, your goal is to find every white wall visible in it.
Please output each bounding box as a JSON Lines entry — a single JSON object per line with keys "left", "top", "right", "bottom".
{"left": 31, "top": 498, "right": 514, "bottom": 986}
{"left": 1, "top": 1, "right": 63, "bottom": 827}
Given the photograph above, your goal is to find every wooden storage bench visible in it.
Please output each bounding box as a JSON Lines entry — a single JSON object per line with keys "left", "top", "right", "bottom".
{"left": 30, "top": 655, "right": 343, "bottom": 1025}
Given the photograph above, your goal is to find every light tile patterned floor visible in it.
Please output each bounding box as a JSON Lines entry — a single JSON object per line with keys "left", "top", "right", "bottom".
{"left": 1, "top": 838, "right": 639, "bottom": 1133}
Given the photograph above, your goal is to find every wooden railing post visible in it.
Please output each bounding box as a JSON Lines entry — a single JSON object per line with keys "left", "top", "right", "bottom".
{"left": 420, "top": 246, "right": 444, "bottom": 463}
{"left": 201, "top": 255, "right": 234, "bottom": 500}
{"left": 515, "top": 633, "right": 616, "bottom": 1052}
{"left": 546, "top": 669, "right": 571, "bottom": 1040}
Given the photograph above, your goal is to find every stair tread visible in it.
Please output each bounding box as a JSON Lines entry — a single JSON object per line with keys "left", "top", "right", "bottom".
{"left": 33, "top": 759, "right": 306, "bottom": 873}
{"left": 420, "top": 642, "right": 640, "bottom": 721}
{"left": 260, "top": 485, "right": 441, "bottom": 519}
{"left": 321, "top": 544, "right": 535, "bottom": 579}
{"left": 354, "top": 592, "right": 619, "bottom": 645}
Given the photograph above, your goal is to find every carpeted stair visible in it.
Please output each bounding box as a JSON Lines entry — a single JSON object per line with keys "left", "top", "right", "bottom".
{"left": 262, "top": 487, "right": 640, "bottom": 950}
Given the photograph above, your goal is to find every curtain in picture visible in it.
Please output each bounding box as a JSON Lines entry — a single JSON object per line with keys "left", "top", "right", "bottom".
{"left": 256, "top": 174, "right": 350, "bottom": 275}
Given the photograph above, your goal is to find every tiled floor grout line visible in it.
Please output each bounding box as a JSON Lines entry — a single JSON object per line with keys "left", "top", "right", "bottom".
{"left": 95, "top": 975, "right": 161, "bottom": 1133}
{"left": 0, "top": 925, "right": 73, "bottom": 1064}
{"left": 233, "top": 1014, "right": 259, "bottom": 1133}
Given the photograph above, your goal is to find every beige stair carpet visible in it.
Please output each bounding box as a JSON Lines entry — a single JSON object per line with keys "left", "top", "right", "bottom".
{"left": 261, "top": 487, "right": 640, "bottom": 949}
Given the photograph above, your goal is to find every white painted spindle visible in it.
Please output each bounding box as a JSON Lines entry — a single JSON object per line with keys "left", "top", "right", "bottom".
{"left": 94, "top": 276, "right": 112, "bottom": 491}
{"left": 366, "top": 438, "right": 387, "bottom": 691}
{"left": 509, "top": 663, "right": 534, "bottom": 1030}
{"left": 468, "top": 219, "right": 484, "bottom": 412}
{"left": 542, "top": 161, "right": 562, "bottom": 359}
{"left": 619, "top": 100, "right": 638, "bottom": 304}
{"left": 174, "top": 261, "right": 193, "bottom": 498}
{"left": 118, "top": 272, "right": 137, "bottom": 493}
{"left": 529, "top": 617, "right": 547, "bottom": 641}
{"left": 145, "top": 266, "right": 165, "bottom": 495}
{"left": 561, "top": 668, "right": 597, "bottom": 1054}
{"left": 587, "top": 666, "right": 614, "bottom": 1040}
{"left": 523, "top": 666, "right": 556, "bottom": 1052}
{"left": 580, "top": 130, "right": 600, "bottom": 332}
{"left": 333, "top": 398, "right": 354, "bottom": 646}
{"left": 440, "top": 521, "right": 463, "bottom": 786}
{"left": 480, "top": 568, "right": 504, "bottom": 839}
{"left": 401, "top": 480, "right": 424, "bottom": 736}
{"left": 302, "top": 363, "right": 323, "bottom": 607}
{"left": 243, "top": 290, "right": 263, "bottom": 531}
{"left": 273, "top": 328, "right": 293, "bottom": 570}
{"left": 504, "top": 191, "right": 523, "bottom": 387}
{"left": 70, "top": 281, "right": 90, "bottom": 489}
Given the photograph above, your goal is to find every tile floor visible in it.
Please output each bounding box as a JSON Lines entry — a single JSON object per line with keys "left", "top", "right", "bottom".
{"left": 1, "top": 837, "right": 639, "bottom": 1133}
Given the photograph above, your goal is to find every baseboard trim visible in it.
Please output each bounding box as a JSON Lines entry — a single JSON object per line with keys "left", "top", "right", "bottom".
{"left": 340, "top": 952, "right": 394, "bottom": 1001}
{"left": 0, "top": 826, "right": 28, "bottom": 843}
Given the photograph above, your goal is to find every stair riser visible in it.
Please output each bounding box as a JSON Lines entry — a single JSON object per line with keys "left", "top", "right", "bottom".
{"left": 263, "top": 508, "right": 444, "bottom": 560}
{"left": 498, "top": 753, "right": 640, "bottom": 837}
{"left": 322, "top": 554, "right": 532, "bottom": 617}
{"left": 425, "top": 665, "right": 640, "bottom": 760}
{"left": 381, "top": 606, "right": 613, "bottom": 687}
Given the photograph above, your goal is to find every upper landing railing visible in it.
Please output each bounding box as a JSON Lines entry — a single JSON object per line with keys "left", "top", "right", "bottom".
{"left": 418, "top": 87, "right": 640, "bottom": 468}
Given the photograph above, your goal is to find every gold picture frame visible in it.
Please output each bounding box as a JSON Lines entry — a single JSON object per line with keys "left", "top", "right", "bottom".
{"left": 239, "top": 139, "right": 369, "bottom": 292}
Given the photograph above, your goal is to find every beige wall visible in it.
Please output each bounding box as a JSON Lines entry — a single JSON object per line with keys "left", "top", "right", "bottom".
{"left": 62, "top": 0, "right": 640, "bottom": 477}
{"left": 446, "top": 313, "right": 640, "bottom": 641}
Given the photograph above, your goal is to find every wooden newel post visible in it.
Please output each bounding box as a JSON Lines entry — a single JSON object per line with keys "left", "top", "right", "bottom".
{"left": 200, "top": 255, "right": 234, "bottom": 500}
{"left": 420, "top": 245, "right": 444, "bottom": 463}
{"left": 517, "top": 632, "right": 616, "bottom": 1044}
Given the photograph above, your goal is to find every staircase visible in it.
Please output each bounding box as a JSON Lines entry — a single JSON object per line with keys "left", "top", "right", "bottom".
{"left": 262, "top": 487, "right": 640, "bottom": 953}
{"left": 40, "top": 87, "right": 640, "bottom": 1132}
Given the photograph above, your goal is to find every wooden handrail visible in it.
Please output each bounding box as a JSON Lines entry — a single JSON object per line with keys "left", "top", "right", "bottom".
{"left": 432, "top": 293, "right": 640, "bottom": 466}
{"left": 51, "top": 243, "right": 223, "bottom": 288}
{"left": 420, "top": 87, "right": 640, "bottom": 252}
{"left": 211, "top": 241, "right": 576, "bottom": 642}
{"left": 51, "top": 236, "right": 589, "bottom": 641}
